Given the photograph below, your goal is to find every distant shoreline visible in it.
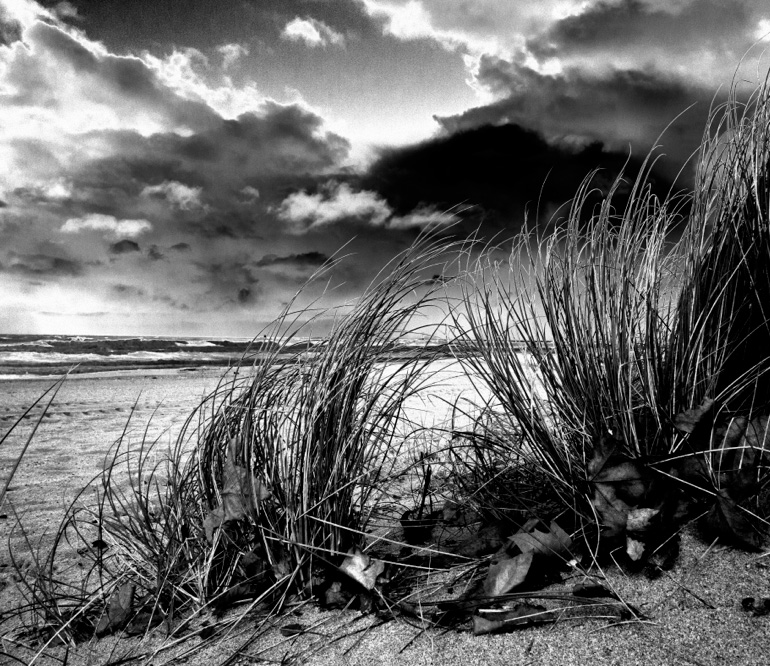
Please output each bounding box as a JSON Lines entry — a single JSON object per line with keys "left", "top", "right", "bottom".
{"left": 0, "top": 346, "right": 473, "bottom": 379}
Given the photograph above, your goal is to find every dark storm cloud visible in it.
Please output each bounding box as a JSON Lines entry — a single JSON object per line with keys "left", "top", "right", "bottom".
{"left": 256, "top": 251, "right": 329, "bottom": 268}
{"left": 109, "top": 239, "right": 141, "bottom": 254}
{"left": 530, "top": 0, "right": 755, "bottom": 60}
{"left": 169, "top": 242, "right": 191, "bottom": 252}
{"left": 2, "top": 252, "right": 83, "bottom": 277}
{"left": 360, "top": 122, "right": 675, "bottom": 234}
{"left": 438, "top": 60, "right": 722, "bottom": 178}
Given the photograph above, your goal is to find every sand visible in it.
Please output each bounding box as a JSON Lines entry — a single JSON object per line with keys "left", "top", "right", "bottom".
{"left": 1, "top": 366, "right": 769, "bottom": 665}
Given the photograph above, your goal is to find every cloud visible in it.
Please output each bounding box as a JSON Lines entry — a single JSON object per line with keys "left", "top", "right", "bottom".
{"left": 359, "top": 0, "right": 770, "bottom": 184}
{"left": 194, "top": 259, "right": 260, "bottom": 307}
{"left": 360, "top": 122, "right": 676, "bottom": 233}
{"left": 359, "top": 0, "right": 562, "bottom": 55}
{"left": 0, "top": 2, "right": 465, "bottom": 334}
{"left": 51, "top": 2, "right": 80, "bottom": 20}
{"left": 0, "top": 10, "right": 22, "bottom": 46}
{"left": 389, "top": 206, "right": 461, "bottom": 229}
{"left": 217, "top": 42, "right": 249, "bottom": 68}
{"left": 281, "top": 17, "right": 345, "bottom": 48}
{"left": 527, "top": 0, "right": 769, "bottom": 84}
{"left": 0, "top": 20, "right": 218, "bottom": 141}
{"left": 256, "top": 251, "right": 330, "bottom": 268}
{"left": 276, "top": 180, "right": 460, "bottom": 233}
{"left": 436, "top": 59, "right": 719, "bottom": 176}
{"left": 61, "top": 213, "right": 153, "bottom": 237}
{"left": 240, "top": 185, "right": 260, "bottom": 202}
{"left": 147, "top": 245, "right": 165, "bottom": 261}
{"left": 141, "top": 180, "right": 204, "bottom": 209}
{"left": 276, "top": 182, "right": 390, "bottom": 231}
{"left": 10, "top": 179, "right": 74, "bottom": 203}
{"left": 111, "top": 282, "right": 145, "bottom": 297}
{"left": 237, "top": 287, "right": 252, "bottom": 304}
{"left": 2, "top": 251, "right": 83, "bottom": 277}
{"left": 109, "top": 239, "right": 141, "bottom": 254}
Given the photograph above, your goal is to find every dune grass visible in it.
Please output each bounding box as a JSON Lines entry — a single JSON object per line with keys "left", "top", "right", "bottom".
{"left": 449, "top": 76, "right": 770, "bottom": 555}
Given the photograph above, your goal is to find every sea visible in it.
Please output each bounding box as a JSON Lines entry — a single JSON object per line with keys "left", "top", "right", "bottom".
{"left": 0, "top": 333, "right": 285, "bottom": 378}
{"left": 0, "top": 333, "right": 457, "bottom": 378}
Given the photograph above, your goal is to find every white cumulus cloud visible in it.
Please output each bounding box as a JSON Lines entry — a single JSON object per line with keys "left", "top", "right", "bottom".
{"left": 141, "top": 181, "right": 204, "bottom": 210}
{"left": 277, "top": 182, "right": 389, "bottom": 232}
{"left": 275, "top": 181, "right": 456, "bottom": 233}
{"left": 60, "top": 214, "right": 152, "bottom": 237}
{"left": 281, "top": 17, "right": 345, "bottom": 48}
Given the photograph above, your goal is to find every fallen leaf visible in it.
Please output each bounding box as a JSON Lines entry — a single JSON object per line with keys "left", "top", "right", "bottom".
{"left": 588, "top": 439, "right": 650, "bottom": 540}
{"left": 704, "top": 488, "right": 766, "bottom": 550}
{"left": 203, "top": 436, "right": 271, "bottom": 543}
{"left": 96, "top": 582, "right": 135, "bottom": 637}
{"left": 591, "top": 483, "right": 631, "bottom": 538}
{"left": 711, "top": 416, "right": 770, "bottom": 488}
{"left": 203, "top": 506, "right": 225, "bottom": 543}
{"left": 472, "top": 602, "right": 552, "bottom": 635}
{"left": 509, "top": 520, "right": 572, "bottom": 559}
{"left": 339, "top": 548, "right": 385, "bottom": 590}
{"left": 626, "top": 537, "right": 646, "bottom": 561}
{"left": 322, "top": 580, "right": 353, "bottom": 609}
{"left": 124, "top": 607, "right": 164, "bottom": 636}
{"left": 483, "top": 550, "right": 534, "bottom": 597}
{"left": 221, "top": 436, "right": 271, "bottom": 523}
{"left": 673, "top": 397, "right": 715, "bottom": 434}
{"left": 592, "top": 461, "right": 647, "bottom": 502}
{"left": 626, "top": 507, "right": 660, "bottom": 533}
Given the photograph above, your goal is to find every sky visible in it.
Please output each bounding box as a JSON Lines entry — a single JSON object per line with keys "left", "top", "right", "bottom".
{"left": 0, "top": 0, "right": 769, "bottom": 337}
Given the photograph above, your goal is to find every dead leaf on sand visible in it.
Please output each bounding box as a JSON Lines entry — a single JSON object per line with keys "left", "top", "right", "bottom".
{"left": 508, "top": 519, "right": 572, "bottom": 559}
{"left": 339, "top": 548, "right": 385, "bottom": 590}
{"left": 704, "top": 487, "right": 767, "bottom": 550}
{"left": 95, "top": 582, "right": 135, "bottom": 637}
{"left": 483, "top": 550, "right": 534, "bottom": 597}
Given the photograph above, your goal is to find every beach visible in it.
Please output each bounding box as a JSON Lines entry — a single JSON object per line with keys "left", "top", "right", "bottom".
{"left": 1, "top": 366, "right": 768, "bottom": 666}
